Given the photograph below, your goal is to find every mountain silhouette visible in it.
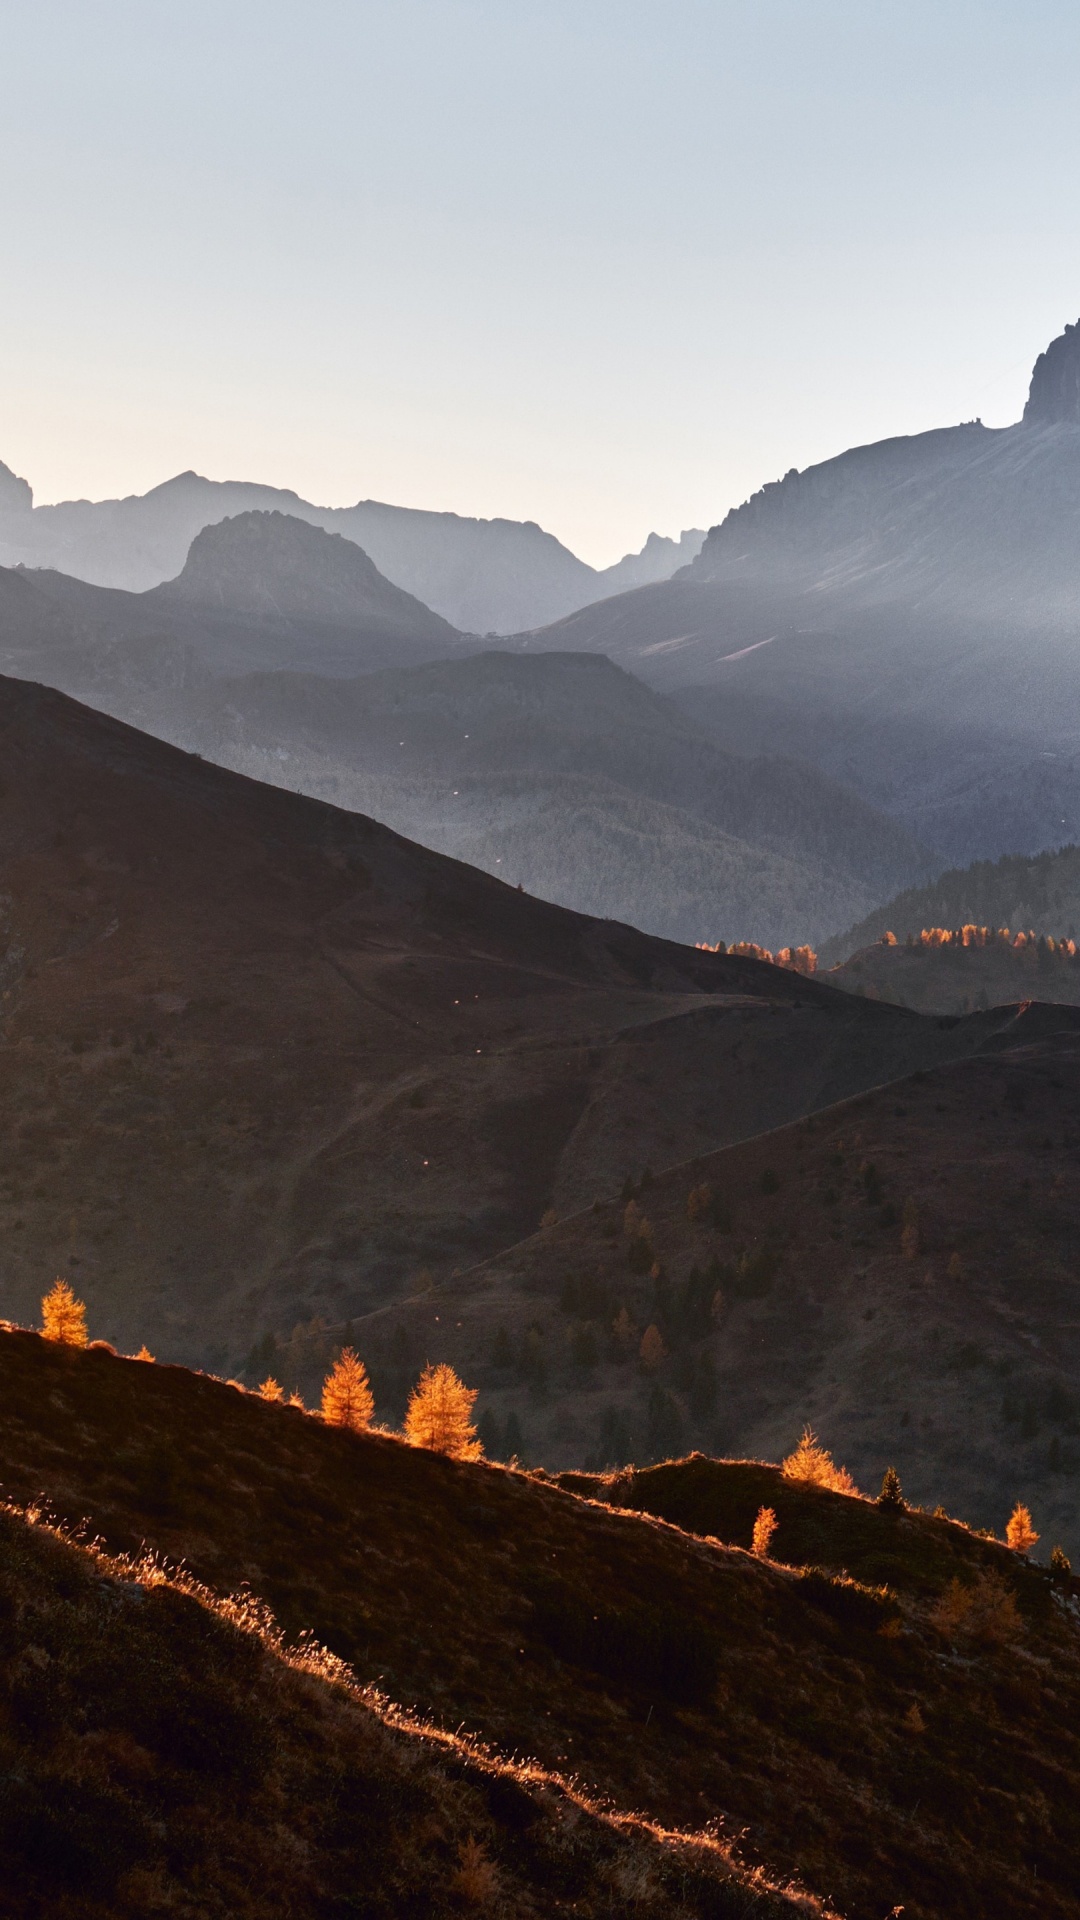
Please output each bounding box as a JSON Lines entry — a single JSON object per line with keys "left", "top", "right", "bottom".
{"left": 521, "top": 319, "right": 1080, "bottom": 866}
{"left": 0, "top": 457, "right": 704, "bottom": 632}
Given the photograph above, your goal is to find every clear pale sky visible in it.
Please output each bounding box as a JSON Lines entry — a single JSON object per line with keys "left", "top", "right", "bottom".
{"left": 3, "top": 1, "right": 1080, "bottom": 564}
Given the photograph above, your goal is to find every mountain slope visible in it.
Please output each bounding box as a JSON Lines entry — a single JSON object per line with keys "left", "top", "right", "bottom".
{"left": 0, "top": 1483, "right": 802, "bottom": 1920}
{"left": 150, "top": 509, "right": 458, "bottom": 652}
{"left": 353, "top": 1006, "right": 1080, "bottom": 1555}
{"left": 3, "top": 1326, "right": 1079, "bottom": 1920}
{"left": 0, "top": 511, "right": 463, "bottom": 697}
{"left": 822, "top": 843, "right": 1080, "bottom": 962}
{"left": 519, "top": 320, "right": 1080, "bottom": 865}
{"left": 157, "top": 649, "right": 931, "bottom": 949}
{"left": 0, "top": 459, "right": 705, "bottom": 632}
{"left": 0, "top": 668, "right": 995, "bottom": 1372}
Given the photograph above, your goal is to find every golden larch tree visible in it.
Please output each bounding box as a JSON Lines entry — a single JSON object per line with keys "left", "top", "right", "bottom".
{"left": 781, "top": 1425, "right": 856, "bottom": 1494}
{"left": 321, "top": 1348, "right": 374, "bottom": 1431}
{"left": 751, "top": 1506, "right": 778, "bottom": 1557}
{"left": 1006, "top": 1501, "right": 1039, "bottom": 1554}
{"left": 41, "top": 1279, "right": 87, "bottom": 1347}
{"left": 404, "top": 1363, "right": 482, "bottom": 1459}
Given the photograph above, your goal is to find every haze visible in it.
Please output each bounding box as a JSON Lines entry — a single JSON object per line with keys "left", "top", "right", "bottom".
{"left": 4, "top": 0, "right": 1080, "bottom": 562}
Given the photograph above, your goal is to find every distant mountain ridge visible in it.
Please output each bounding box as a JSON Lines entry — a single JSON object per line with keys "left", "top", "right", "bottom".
{"left": 0, "top": 456, "right": 704, "bottom": 632}
{"left": 159, "top": 647, "right": 931, "bottom": 949}
{"left": 520, "top": 319, "right": 1080, "bottom": 868}
{"left": 0, "top": 514, "right": 930, "bottom": 948}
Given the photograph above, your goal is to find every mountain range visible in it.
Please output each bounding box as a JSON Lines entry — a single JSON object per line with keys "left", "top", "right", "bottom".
{"left": 0, "top": 669, "right": 1019, "bottom": 1378}
{"left": 521, "top": 319, "right": 1080, "bottom": 868}
{"left": 0, "top": 455, "right": 704, "bottom": 633}
{"left": 0, "top": 512, "right": 930, "bottom": 948}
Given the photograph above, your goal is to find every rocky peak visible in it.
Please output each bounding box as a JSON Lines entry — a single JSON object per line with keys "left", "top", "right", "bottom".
{"left": 1022, "top": 319, "right": 1080, "bottom": 427}
{"left": 0, "top": 461, "right": 32, "bottom": 513}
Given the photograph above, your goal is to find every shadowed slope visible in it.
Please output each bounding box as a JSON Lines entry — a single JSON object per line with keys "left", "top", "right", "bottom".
{"left": 357, "top": 1008, "right": 1080, "bottom": 1551}
{"left": 0, "top": 670, "right": 1016, "bottom": 1370}
{"left": 2, "top": 1329, "right": 1080, "bottom": 1919}
{"left": 0, "top": 1497, "right": 810, "bottom": 1920}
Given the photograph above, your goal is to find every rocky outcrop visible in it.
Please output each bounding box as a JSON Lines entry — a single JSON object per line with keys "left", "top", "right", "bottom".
{"left": 1022, "top": 317, "right": 1080, "bottom": 427}
{"left": 0, "top": 461, "right": 32, "bottom": 513}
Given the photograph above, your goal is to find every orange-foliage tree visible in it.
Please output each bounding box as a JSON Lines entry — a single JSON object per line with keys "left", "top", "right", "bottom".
{"left": 781, "top": 1426, "right": 856, "bottom": 1494}
{"left": 751, "top": 1506, "right": 778, "bottom": 1557}
{"left": 41, "top": 1279, "right": 87, "bottom": 1347}
{"left": 1006, "top": 1502, "right": 1039, "bottom": 1554}
{"left": 404, "top": 1363, "right": 482, "bottom": 1459}
{"left": 321, "top": 1348, "right": 375, "bottom": 1431}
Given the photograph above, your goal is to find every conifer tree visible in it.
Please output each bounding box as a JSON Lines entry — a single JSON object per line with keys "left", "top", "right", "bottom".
{"left": 1006, "top": 1501, "right": 1039, "bottom": 1554}
{"left": 404, "top": 1362, "right": 482, "bottom": 1458}
{"left": 41, "top": 1279, "right": 87, "bottom": 1347}
{"left": 878, "top": 1466, "right": 906, "bottom": 1510}
{"left": 752, "top": 1506, "right": 778, "bottom": 1556}
{"left": 321, "top": 1347, "right": 374, "bottom": 1432}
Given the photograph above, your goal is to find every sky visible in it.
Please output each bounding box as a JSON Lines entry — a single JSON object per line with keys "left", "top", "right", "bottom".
{"left": 3, "top": 1, "right": 1080, "bottom": 566}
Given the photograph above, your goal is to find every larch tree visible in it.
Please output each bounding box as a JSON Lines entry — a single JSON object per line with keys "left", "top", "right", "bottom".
{"left": 321, "top": 1348, "right": 375, "bottom": 1432}
{"left": 1006, "top": 1501, "right": 1039, "bottom": 1554}
{"left": 41, "top": 1279, "right": 87, "bottom": 1347}
{"left": 404, "top": 1363, "right": 482, "bottom": 1459}
{"left": 781, "top": 1426, "right": 856, "bottom": 1494}
{"left": 751, "top": 1506, "right": 778, "bottom": 1557}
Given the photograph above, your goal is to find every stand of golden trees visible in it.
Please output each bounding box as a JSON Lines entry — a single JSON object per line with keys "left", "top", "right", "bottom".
{"left": 696, "top": 940, "right": 818, "bottom": 974}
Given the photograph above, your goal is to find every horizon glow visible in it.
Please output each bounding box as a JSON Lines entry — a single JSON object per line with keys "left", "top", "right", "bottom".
{"left": 2, "top": 1, "right": 1080, "bottom": 566}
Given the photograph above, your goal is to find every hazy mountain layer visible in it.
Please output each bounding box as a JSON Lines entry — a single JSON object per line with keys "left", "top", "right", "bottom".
{"left": 0, "top": 455, "right": 704, "bottom": 632}
{"left": 519, "top": 321, "right": 1080, "bottom": 867}
{"left": 0, "top": 510, "right": 465, "bottom": 693}
{"left": 158, "top": 650, "right": 932, "bottom": 950}
{"left": 0, "top": 525, "right": 932, "bottom": 948}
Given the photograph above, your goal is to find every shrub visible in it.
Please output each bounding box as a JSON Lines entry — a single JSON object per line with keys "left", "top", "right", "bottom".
{"left": 404, "top": 1363, "right": 482, "bottom": 1459}
{"left": 798, "top": 1568, "right": 896, "bottom": 1633}
{"left": 751, "top": 1506, "right": 778, "bottom": 1557}
{"left": 1050, "top": 1544, "right": 1072, "bottom": 1581}
{"left": 1005, "top": 1502, "right": 1039, "bottom": 1554}
{"left": 877, "top": 1466, "right": 906, "bottom": 1511}
{"left": 931, "top": 1571, "right": 1021, "bottom": 1645}
{"left": 41, "top": 1280, "right": 87, "bottom": 1347}
{"left": 781, "top": 1426, "right": 857, "bottom": 1494}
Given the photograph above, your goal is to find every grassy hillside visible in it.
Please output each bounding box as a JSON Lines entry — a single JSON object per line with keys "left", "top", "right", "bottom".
{"left": 0, "top": 672, "right": 998, "bottom": 1374}
{"left": 2, "top": 1327, "right": 1080, "bottom": 1918}
{"left": 351, "top": 1005, "right": 1080, "bottom": 1554}
{"left": 0, "top": 1500, "right": 801, "bottom": 1920}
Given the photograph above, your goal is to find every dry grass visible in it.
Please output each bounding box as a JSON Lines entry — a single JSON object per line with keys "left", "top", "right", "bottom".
{"left": 0, "top": 1495, "right": 826, "bottom": 1919}
{"left": 3, "top": 1329, "right": 1080, "bottom": 1919}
